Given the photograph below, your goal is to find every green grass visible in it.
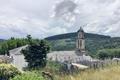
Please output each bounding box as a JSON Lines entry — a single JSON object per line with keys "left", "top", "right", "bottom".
{"left": 11, "top": 72, "right": 45, "bottom": 80}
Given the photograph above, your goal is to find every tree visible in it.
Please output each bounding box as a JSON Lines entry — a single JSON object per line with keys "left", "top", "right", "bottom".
{"left": 22, "top": 37, "right": 50, "bottom": 68}
{"left": 0, "top": 42, "right": 9, "bottom": 55}
{"left": 27, "top": 35, "right": 32, "bottom": 45}
{"left": 97, "top": 49, "right": 120, "bottom": 59}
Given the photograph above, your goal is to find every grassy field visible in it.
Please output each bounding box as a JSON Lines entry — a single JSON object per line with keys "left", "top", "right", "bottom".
{"left": 11, "top": 64, "right": 120, "bottom": 80}
{"left": 56, "top": 65, "right": 120, "bottom": 80}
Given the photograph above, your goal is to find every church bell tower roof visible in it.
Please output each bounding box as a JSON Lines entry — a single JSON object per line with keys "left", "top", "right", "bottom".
{"left": 78, "top": 27, "right": 84, "bottom": 32}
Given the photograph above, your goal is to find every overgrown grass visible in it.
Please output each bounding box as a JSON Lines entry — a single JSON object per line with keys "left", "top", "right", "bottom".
{"left": 11, "top": 61, "right": 61, "bottom": 80}
{"left": 11, "top": 63, "right": 120, "bottom": 80}
{"left": 11, "top": 72, "right": 45, "bottom": 80}
{"left": 56, "top": 65, "right": 120, "bottom": 80}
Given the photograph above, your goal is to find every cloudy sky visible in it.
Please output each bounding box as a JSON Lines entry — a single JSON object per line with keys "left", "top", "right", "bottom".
{"left": 0, "top": 0, "right": 120, "bottom": 39}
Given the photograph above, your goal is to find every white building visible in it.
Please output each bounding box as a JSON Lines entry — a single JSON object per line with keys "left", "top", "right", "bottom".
{"left": 9, "top": 45, "right": 28, "bottom": 70}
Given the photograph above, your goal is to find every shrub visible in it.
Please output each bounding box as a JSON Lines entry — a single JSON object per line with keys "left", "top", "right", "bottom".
{"left": 0, "top": 63, "right": 21, "bottom": 80}
{"left": 97, "top": 48, "right": 120, "bottom": 59}
{"left": 11, "top": 72, "right": 45, "bottom": 80}
{"left": 45, "top": 61, "right": 62, "bottom": 74}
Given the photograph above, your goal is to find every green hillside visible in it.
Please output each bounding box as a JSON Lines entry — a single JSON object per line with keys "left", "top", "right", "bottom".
{"left": 45, "top": 32, "right": 120, "bottom": 57}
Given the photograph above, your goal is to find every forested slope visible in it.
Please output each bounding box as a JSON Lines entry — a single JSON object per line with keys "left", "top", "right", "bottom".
{"left": 45, "top": 32, "right": 120, "bottom": 57}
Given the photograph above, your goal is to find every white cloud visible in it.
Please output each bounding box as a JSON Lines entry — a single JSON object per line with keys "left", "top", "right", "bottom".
{"left": 0, "top": 0, "right": 120, "bottom": 39}
{"left": 0, "top": 0, "right": 67, "bottom": 39}
{"left": 53, "top": 0, "right": 120, "bottom": 37}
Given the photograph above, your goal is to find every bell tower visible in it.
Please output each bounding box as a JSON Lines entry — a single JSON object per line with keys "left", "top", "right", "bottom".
{"left": 76, "top": 27, "right": 86, "bottom": 56}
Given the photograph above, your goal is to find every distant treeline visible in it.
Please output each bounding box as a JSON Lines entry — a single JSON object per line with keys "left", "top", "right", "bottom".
{"left": 0, "top": 35, "right": 43, "bottom": 55}
{"left": 0, "top": 37, "right": 28, "bottom": 55}
{"left": 97, "top": 48, "right": 120, "bottom": 59}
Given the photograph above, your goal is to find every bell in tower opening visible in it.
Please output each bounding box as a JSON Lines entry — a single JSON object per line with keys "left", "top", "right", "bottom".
{"left": 75, "top": 27, "right": 86, "bottom": 56}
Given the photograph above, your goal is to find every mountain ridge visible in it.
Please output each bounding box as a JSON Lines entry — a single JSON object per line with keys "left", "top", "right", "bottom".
{"left": 45, "top": 32, "right": 111, "bottom": 40}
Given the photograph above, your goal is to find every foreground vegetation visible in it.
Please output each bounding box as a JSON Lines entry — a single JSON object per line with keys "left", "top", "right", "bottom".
{"left": 56, "top": 65, "right": 120, "bottom": 80}
{"left": 10, "top": 64, "right": 120, "bottom": 80}
{"left": 11, "top": 72, "right": 44, "bottom": 80}
{"left": 0, "top": 63, "right": 21, "bottom": 80}
{"left": 0, "top": 61, "right": 120, "bottom": 80}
